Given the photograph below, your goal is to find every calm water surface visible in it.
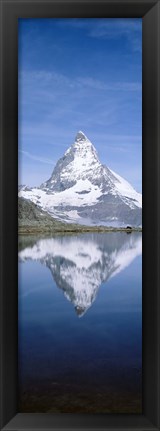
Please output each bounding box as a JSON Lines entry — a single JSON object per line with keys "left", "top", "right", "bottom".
{"left": 18, "top": 232, "right": 142, "bottom": 413}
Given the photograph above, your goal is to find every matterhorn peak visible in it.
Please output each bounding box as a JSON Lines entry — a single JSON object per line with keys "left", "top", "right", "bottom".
{"left": 19, "top": 131, "right": 142, "bottom": 227}
{"left": 75, "top": 131, "right": 89, "bottom": 142}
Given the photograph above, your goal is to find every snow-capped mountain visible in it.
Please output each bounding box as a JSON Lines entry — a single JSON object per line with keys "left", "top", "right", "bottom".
{"left": 19, "top": 232, "right": 142, "bottom": 317}
{"left": 19, "top": 131, "right": 142, "bottom": 226}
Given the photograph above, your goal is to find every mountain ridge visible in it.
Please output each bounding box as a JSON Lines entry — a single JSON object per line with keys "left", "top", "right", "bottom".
{"left": 19, "top": 131, "right": 142, "bottom": 227}
{"left": 18, "top": 197, "right": 141, "bottom": 233}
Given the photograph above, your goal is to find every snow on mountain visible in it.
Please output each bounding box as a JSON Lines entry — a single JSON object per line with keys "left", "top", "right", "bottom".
{"left": 19, "top": 131, "right": 142, "bottom": 226}
{"left": 109, "top": 169, "right": 142, "bottom": 208}
{"left": 19, "top": 232, "right": 142, "bottom": 317}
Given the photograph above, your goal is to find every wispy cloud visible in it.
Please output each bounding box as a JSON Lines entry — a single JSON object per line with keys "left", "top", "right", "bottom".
{"left": 57, "top": 18, "right": 142, "bottom": 53}
{"left": 19, "top": 150, "right": 55, "bottom": 165}
{"left": 90, "top": 19, "right": 142, "bottom": 53}
{"left": 77, "top": 77, "right": 141, "bottom": 92}
{"left": 19, "top": 69, "right": 141, "bottom": 135}
{"left": 20, "top": 70, "right": 141, "bottom": 94}
{"left": 89, "top": 19, "right": 141, "bottom": 37}
{"left": 19, "top": 69, "right": 141, "bottom": 159}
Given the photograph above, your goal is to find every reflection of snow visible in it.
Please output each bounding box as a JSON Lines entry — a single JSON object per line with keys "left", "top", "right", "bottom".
{"left": 110, "top": 238, "right": 142, "bottom": 278}
{"left": 19, "top": 237, "right": 102, "bottom": 269}
{"left": 19, "top": 233, "right": 142, "bottom": 317}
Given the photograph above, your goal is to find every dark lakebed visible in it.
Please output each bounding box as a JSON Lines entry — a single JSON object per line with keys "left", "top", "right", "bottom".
{"left": 18, "top": 231, "right": 142, "bottom": 413}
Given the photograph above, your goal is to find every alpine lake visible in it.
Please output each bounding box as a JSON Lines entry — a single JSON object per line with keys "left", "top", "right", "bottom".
{"left": 18, "top": 231, "right": 142, "bottom": 413}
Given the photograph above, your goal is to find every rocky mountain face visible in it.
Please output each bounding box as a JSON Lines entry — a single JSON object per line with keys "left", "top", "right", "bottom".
{"left": 18, "top": 197, "right": 56, "bottom": 226}
{"left": 19, "top": 131, "right": 142, "bottom": 227}
{"left": 19, "top": 232, "right": 142, "bottom": 317}
{"left": 18, "top": 196, "right": 92, "bottom": 232}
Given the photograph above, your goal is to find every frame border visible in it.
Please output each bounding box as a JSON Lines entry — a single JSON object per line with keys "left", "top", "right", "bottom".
{"left": 0, "top": 1, "right": 160, "bottom": 430}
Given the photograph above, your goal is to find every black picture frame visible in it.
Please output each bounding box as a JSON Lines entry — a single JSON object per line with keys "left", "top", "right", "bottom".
{"left": 0, "top": 0, "right": 160, "bottom": 430}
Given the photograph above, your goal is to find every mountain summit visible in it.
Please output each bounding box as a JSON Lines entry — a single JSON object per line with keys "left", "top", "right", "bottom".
{"left": 19, "top": 131, "right": 142, "bottom": 227}
{"left": 75, "top": 130, "right": 88, "bottom": 141}
{"left": 41, "top": 130, "right": 101, "bottom": 192}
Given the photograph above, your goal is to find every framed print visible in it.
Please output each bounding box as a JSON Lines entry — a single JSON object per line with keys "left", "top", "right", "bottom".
{"left": 18, "top": 15, "right": 143, "bottom": 415}
{"left": 0, "top": 0, "right": 160, "bottom": 430}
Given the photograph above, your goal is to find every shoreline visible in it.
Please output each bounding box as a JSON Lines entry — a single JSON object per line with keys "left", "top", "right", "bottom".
{"left": 19, "top": 226, "right": 142, "bottom": 235}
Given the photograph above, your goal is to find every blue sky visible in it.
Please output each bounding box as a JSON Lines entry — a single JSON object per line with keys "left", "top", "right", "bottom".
{"left": 18, "top": 18, "right": 142, "bottom": 192}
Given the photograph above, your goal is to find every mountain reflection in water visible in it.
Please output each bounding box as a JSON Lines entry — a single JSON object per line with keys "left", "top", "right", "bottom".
{"left": 19, "top": 232, "right": 142, "bottom": 317}
{"left": 18, "top": 232, "right": 142, "bottom": 413}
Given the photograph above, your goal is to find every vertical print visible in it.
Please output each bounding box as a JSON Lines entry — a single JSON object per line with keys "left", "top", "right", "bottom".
{"left": 18, "top": 18, "right": 142, "bottom": 413}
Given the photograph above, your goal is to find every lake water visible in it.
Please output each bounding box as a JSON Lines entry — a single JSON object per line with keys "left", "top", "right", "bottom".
{"left": 18, "top": 232, "right": 142, "bottom": 413}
